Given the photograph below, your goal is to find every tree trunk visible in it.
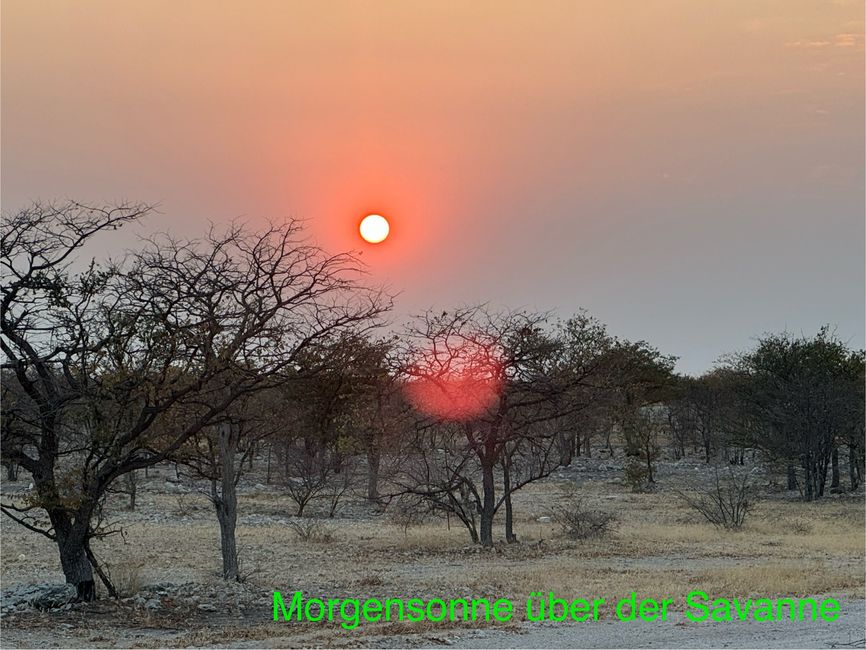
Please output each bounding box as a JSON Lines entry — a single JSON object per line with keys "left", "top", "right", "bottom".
{"left": 214, "top": 422, "right": 240, "bottom": 581}
{"left": 46, "top": 481, "right": 97, "bottom": 601}
{"left": 479, "top": 460, "right": 495, "bottom": 547}
{"left": 366, "top": 437, "right": 380, "bottom": 503}
{"left": 803, "top": 455, "right": 814, "bottom": 501}
{"left": 461, "top": 513, "right": 479, "bottom": 544}
{"left": 503, "top": 492, "right": 516, "bottom": 543}
{"left": 786, "top": 464, "right": 797, "bottom": 491}
{"left": 502, "top": 456, "right": 517, "bottom": 543}
{"left": 57, "top": 531, "right": 95, "bottom": 601}
{"left": 815, "top": 449, "right": 827, "bottom": 498}
{"left": 644, "top": 440, "right": 655, "bottom": 484}
{"left": 830, "top": 447, "right": 840, "bottom": 491}
{"left": 849, "top": 442, "right": 861, "bottom": 491}
{"left": 266, "top": 443, "right": 272, "bottom": 484}
{"left": 558, "top": 432, "right": 574, "bottom": 467}
{"left": 216, "top": 501, "right": 239, "bottom": 581}
{"left": 125, "top": 470, "right": 137, "bottom": 510}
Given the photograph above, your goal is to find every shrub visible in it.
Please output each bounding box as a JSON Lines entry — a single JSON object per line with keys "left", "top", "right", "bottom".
{"left": 624, "top": 459, "right": 653, "bottom": 492}
{"left": 389, "top": 496, "right": 428, "bottom": 538}
{"left": 286, "top": 518, "right": 333, "bottom": 543}
{"left": 173, "top": 494, "right": 195, "bottom": 517}
{"left": 106, "top": 560, "right": 144, "bottom": 598}
{"left": 788, "top": 517, "right": 813, "bottom": 534}
{"left": 552, "top": 497, "right": 616, "bottom": 540}
{"left": 678, "top": 466, "right": 754, "bottom": 530}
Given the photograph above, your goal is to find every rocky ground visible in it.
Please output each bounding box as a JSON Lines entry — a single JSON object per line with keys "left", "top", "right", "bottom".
{"left": 1, "top": 455, "right": 864, "bottom": 648}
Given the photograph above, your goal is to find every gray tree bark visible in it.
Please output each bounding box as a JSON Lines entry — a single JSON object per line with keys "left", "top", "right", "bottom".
{"left": 479, "top": 460, "right": 495, "bottom": 547}
{"left": 54, "top": 516, "right": 96, "bottom": 600}
{"left": 502, "top": 455, "right": 517, "bottom": 543}
{"left": 212, "top": 422, "right": 240, "bottom": 581}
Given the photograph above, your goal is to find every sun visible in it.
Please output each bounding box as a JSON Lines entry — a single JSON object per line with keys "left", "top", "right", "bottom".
{"left": 359, "top": 214, "right": 390, "bottom": 244}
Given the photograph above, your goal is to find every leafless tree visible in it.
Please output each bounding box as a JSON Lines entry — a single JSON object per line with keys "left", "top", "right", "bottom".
{"left": 174, "top": 387, "right": 282, "bottom": 580}
{"left": 0, "top": 202, "right": 390, "bottom": 597}
{"left": 396, "top": 307, "right": 612, "bottom": 546}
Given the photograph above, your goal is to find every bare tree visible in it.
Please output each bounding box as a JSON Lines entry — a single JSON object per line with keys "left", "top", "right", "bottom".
{"left": 0, "top": 203, "right": 390, "bottom": 597}
{"left": 397, "top": 307, "right": 611, "bottom": 546}
{"left": 175, "top": 387, "right": 281, "bottom": 580}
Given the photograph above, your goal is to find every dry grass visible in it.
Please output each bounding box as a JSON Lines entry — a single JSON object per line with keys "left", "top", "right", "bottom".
{"left": 695, "top": 563, "right": 862, "bottom": 598}
{"left": 105, "top": 559, "right": 144, "bottom": 597}
{"left": 1, "top": 468, "right": 863, "bottom": 645}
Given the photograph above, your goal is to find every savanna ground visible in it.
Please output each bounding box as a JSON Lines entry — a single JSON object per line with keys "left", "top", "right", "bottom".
{"left": 1, "top": 455, "right": 864, "bottom": 649}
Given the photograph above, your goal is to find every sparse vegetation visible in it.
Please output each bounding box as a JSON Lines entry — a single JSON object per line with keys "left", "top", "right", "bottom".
{"left": 624, "top": 459, "right": 654, "bottom": 493}
{"left": 551, "top": 496, "right": 616, "bottom": 540}
{"left": 105, "top": 560, "right": 143, "bottom": 598}
{"left": 678, "top": 466, "right": 755, "bottom": 530}
{"left": 0, "top": 202, "right": 863, "bottom": 648}
{"left": 286, "top": 518, "right": 333, "bottom": 543}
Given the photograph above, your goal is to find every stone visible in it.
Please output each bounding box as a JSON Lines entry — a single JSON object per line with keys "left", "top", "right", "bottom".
{"left": 28, "top": 584, "right": 77, "bottom": 610}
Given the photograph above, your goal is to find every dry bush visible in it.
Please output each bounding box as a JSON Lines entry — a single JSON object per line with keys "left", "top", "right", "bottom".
{"left": 106, "top": 560, "right": 144, "bottom": 597}
{"left": 286, "top": 518, "right": 333, "bottom": 543}
{"left": 357, "top": 574, "right": 384, "bottom": 586}
{"left": 389, "top": 496, "right": 429, "bottom": 538}
{"left": 624, "top": 459, "right": 652, "bottom": 492}
{"left": 173, "top": 494, "right": 194, "bottom": 516}
{"left": 552, "top": 496, "right": 616, "bottom": 540}
{"left": 787, "top": 516, "right": 813, "bottom": 534}
{"left": 678, "top": 466, "right": 754, "bottom": 530}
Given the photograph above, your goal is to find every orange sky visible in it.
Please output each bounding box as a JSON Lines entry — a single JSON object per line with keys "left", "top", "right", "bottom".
{"left": 2, "top": 1, "right": 864, "bottom": 373}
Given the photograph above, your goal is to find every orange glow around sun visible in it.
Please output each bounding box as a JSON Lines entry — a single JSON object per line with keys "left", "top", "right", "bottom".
{"left": 359, "top": 214, "right": 390, "bottom": 243}
{"left": 403, "top": 339, "right": 504, "bottom": 421}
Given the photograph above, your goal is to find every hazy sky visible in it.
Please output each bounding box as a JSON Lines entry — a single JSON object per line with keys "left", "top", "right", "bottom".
{"left": 3, "top": 1, "right": 864, "bottom": 374}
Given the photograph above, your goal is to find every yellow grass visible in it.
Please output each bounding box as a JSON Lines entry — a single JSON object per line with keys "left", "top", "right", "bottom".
{"left": 1, "top": 473, "right": 863, "bottom": 646}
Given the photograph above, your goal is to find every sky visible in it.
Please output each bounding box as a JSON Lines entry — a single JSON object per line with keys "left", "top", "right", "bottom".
{"left": 2, "top": 0, "right": 864, "bottom": 375}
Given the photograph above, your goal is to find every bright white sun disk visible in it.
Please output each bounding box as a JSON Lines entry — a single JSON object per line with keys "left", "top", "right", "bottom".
{"left": 359, "top": 214, "right": 390, "bottom": 244}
